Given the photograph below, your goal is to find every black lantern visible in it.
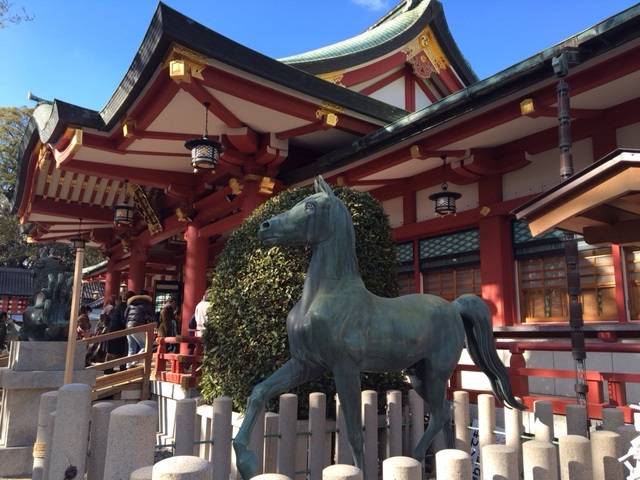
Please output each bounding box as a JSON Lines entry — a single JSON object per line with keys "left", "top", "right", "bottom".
{"left": 113, "top": 179, "right": 135, "bottom": 227}
{"left": 428, "top": 155, "right": 461, "bottom": 216}
{"left": 70, "top": 218, "right": 87, "bottom": 250}
{"left": 185, "top": 101, "right": 225, "bottom": 171}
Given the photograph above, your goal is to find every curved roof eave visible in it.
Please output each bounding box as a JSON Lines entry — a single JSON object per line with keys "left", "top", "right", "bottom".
{"left": 279, "top": 3, "right": 640, "bottom": 185}
{"left": 279, "top": 0, "right": 477, "bottom": 86}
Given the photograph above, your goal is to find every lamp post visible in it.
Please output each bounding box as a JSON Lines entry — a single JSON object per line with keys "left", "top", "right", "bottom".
{"left": 63, "top": 219, "right": 86, "bottom": 384}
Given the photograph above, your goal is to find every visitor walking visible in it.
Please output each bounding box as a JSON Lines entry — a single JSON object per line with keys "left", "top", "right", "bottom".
{"left": 104, "top": 290, "right": 133, "bottom": 373}
{"left": 124, "top": 289, "right": 154, "bottom": 367}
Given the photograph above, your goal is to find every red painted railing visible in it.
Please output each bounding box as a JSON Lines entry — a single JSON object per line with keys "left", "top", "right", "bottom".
{"left": 152, "top": 335, "right": 204, "bottom": 388}
{"left": 449, "top": 339, "right": 640, "bottom": 423}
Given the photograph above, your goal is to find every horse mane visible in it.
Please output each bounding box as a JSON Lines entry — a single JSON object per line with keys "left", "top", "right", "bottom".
{"left": 327, "top": 194, "right": 360, "bottom": 279}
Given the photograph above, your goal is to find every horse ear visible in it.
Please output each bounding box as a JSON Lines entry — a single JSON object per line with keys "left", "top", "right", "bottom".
{"left": 316, "top": 175, "right": 335, "bottom": 197}
{"left": 314, "top": 178, "right": 320, "bottom": 193}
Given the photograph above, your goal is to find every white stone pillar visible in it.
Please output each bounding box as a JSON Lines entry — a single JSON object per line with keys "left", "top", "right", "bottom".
{"left": 453, "top": 391, "right": 470, "bottom": 452}
{"left": 41, "top": 410, "right": 56, "bottom": 480}
{"left": 558, "top": 435, "right": 592, "bottom": 480}
{"left": 505, "top": 398, "right": 523, "bottom": 479}
{"left": 382, "top": 456, "right": 422, "bottom": 480}
{"left": 32, "top": 391, "right": 58, "bottom": 480}
{"left": 131, "top": 465, "right": 154, "bottom": 480}
{"left": 534, "top": 400, "right": 554, "bottom": 443}
{"left": 523, "top": 440, "right": 558, "bottom": 480}
{"left": 211, "top": 396, "right": 232, "bottom": 480}
{"left": 387, "top": 390, "right": 403, "bottom": 458}
{"left": 277, "top": 393, "right": 298, "bottom": 479}
{"left": 590, "top": 430, "right": 622, "bottom": 480}
{"left": 174, "top": 398, "right": 197, "bottom": 456}
{"left": 601, "top": 408, "right": 624, "bottom": 433}
{"left": 565, "top": 404, "right": 588, "bottom": 437}
{"left": 323, "top": 464, "right": 362, "bottom": 480}
{"left": 152, "top": 456, "right": 212, "bottom": 480}
{"left": 409, "top": 390, "right": 424, "bottom": 464}
{"left": 48, "top": 383, "right": 92, "bottom": 480}
{"left": 435, "top": 449, "right": 472, "bottom": 479}
{"left": 478, "top": 394, "right": 496, "bottom": 462}
{"left": 103, "top": 404, "right": 157, "bottom": 480}
{"left": 309, "top": 392, "right": 327, "bottom": 480}
{"left": 335, "top": 397, "right": 351, "bottom": 465}
{"left": 254, "top": 475, "right": 292, "bottom": 480}
{"left": 482, "top": 444, "right": 518, "bottom": 480}
{"left": 87, "top": 401, "right": 116, "bottom": 480}
{"left": 362, "top": 390, "right": 378, "bottom": 480}
{"left": 617, "top": 424, "right": 638, "bottom": 452}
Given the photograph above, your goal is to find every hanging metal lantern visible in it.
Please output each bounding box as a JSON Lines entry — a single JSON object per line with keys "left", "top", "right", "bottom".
{"left": 185, "top": 101, "right": 225, "bottom": 171}
{"left": 70, "top": 218, "right": 87, "bottom": 250}
{"left": 113, "top": 179, "right": 135, "bottom": 227}
{"left": 428, "top": 155, "right": 461, "bottom": 216}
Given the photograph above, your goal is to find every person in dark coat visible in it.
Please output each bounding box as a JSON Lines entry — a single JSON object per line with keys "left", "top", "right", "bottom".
{"left": 104, "top": 291, "right": 133, "bottom": 373}
{"left": 124, "top": 289, "right": 154, "bottom": 367}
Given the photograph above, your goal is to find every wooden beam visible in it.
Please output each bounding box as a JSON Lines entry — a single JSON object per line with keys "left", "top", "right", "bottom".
{"left": 584, "top": 219, "right": 640, "bottom": 245}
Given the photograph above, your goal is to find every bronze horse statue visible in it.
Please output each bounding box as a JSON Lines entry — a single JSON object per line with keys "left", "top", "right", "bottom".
{"left": 233, "top": 176, "right": 524, "bottom": 479}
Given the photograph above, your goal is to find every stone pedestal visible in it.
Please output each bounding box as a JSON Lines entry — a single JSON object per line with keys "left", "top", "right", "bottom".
{"left": 0, "top": 341, "right": 96, "bottom": 477}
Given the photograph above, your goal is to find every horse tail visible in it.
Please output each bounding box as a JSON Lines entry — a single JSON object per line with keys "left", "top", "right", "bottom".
{"left": 452, "top": 294, "right": 526, "bottom": 410}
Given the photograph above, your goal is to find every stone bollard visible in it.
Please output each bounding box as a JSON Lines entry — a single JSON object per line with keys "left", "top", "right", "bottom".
{"left": 278, "top": 393, "right": 298, "bottom": 479}
{"left": 254, "top": 475, "right": 292, "bottom": 480}
{"left": 565, "top": 404, "right": 588, "bottom": 437}
{"left": 104, "top": 404, "right": 157, "bottom": 480}
{"left": 435, "top": 449, "right": 472, "bottom": 479}
{"left": 87, "top": 401, "right": 116, "bottom": 480}
{"left": 523, "top": 440, "right": 558, "bottom": 480}
{"left": 478, "top": 394, "right": 496, "bottom": 462}
{"left": 601, "top": 408, "right": 624, "bottom": 433}
{"left": 41, "top": 410, "right": 56, "bottom": 480}
{"left": 534, "top": 400, "right": 554, "bottom": 443}
{"left": 453, "top": 391, "right": 470, "bottom": 452}
{"left": 558, "top": 435, "right": 592, "bottom": 480}
{"left": 32, "top": 391, "right": 58, "bottom": 480}
{"left": 617, "top": 424, "right": 639, "bottom": 452}
{"left": 482, "top": 444, "right": 518, "bottom": 480}
{"left": 131, "top": 465, "right": 154, "bottom": 480}
{"left": 323, "top": 464, "right": 363, "bottom": 480}
{"left": 505, "top": 398, "right": 523, "bottom": 479}
{"left": 408, "top": 390, "right": 424, "bottom": 463}
{"left": 211, "top": 397, "right": 233, "bottom": 480}
{"left": 382, "top": 456, "right": 422, "bottom": 480}
{"left": 387, "top": 391, "right": 403, "bottom": 458}
{"left": 309, "top": 392, "right": 327, "bottom": 480}
{"left": 362, "top": 390, "right": 378, "bottom": 480}
{"left": 174, "top": 398, "right": 197, "bottom": 456}
{"left": 590, "top": 430, "right": 622, "bottom": 480}
{"left": 48, "top": 383, "right": 93, "bottom": 480}
{"left": 152, "top": 456, "right": 212, "bottom": 480}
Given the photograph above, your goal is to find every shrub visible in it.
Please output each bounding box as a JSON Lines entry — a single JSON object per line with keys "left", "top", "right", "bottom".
{"left": 199, "top": 184, "right": 408, "bottom": 414}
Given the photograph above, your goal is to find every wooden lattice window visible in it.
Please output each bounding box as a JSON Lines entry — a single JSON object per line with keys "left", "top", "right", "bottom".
{"left": 423, "top": 266, "right": 482, "bottom": 302}
{"left": 626, "top": 247, "right": 640, "bottom": 320}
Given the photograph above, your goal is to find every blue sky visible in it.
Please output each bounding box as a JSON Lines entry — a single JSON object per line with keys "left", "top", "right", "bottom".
{"left": 1, "top": 0, "right": 638, "bottom": 110}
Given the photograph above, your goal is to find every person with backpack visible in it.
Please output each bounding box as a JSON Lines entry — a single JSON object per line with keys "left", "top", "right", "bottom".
{"left": 103, "top": 291, "right": 133, "bottom": 373}
{"left": 124, "top": 289, "right": 154, "bottom": 367}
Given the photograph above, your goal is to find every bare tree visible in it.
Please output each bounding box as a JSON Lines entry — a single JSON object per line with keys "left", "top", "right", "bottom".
{"left": 0, "top": 1, "right": 34, "bottom": 28}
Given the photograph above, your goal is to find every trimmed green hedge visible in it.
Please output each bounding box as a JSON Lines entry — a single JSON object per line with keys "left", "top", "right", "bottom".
{"left": 200, "top": 185, "right": 408, "bottom": 414}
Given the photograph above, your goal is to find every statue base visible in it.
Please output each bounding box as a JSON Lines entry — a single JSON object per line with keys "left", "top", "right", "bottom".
{"left": 0, "top": 341, "right": 97, "bottom": 477}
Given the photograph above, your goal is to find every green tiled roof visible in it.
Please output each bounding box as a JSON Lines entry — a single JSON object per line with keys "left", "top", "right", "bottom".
{"left": 280, "top": 1, "right": 430, "bottom": 66}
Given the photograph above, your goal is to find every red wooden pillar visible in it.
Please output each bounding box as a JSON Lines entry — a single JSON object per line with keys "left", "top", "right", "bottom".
{"left": 181, "top": 223, "right": 208, "bottom": 351}
{"left": 479, "top": 215, "right": 517, "bottom": 326}
{"left": 104, "top": 260, "right": 122, "bottom": 301}
{"left": 127, "top": 241, "right": 148, "bottom": 293}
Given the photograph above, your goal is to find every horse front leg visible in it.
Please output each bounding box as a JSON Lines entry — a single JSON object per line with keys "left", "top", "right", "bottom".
{"left": 233, "top": 358, "right": 323, "bottom": 480}
{"left": 333, "top": 367, "right": 366, "bottom": 478}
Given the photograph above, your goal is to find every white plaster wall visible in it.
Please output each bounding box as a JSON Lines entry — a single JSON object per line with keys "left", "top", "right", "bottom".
{"left": 502, "top": 138, "right": 594, "bottom": 201}
{"left": 368, "top": 77, "right": 406, "bottom": 110}
{"left": 414, "top": 87, "right": 433, "bottom": 111}
{"left": 381, "top": 196, "right": 404, "bottom": 228}
{"left": 617, "top": 122, "right": 640, "bottom": 148}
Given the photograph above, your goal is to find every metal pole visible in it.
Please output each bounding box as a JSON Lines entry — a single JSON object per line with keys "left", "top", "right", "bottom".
{"left": 555, "top": 52, "right": 588, "bottom": 406}
{"left": 63, "top": 244, "right": 85, "bottom": 384}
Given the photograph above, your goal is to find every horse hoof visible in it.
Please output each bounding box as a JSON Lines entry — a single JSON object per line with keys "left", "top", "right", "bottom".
{"left": 236, "top": 450, "right": 258, "bottom": 480}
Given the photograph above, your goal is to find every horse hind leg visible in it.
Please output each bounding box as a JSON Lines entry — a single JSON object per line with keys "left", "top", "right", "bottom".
{"left": 406, "top": 360, "right": 454, "bottom": 462}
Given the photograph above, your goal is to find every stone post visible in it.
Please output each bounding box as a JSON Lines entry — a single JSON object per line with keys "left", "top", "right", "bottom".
{"left": 522, "top": 440, "right": 558, "bottom": 480}
{"left": 362, "top": 390, "right": 378, "bottom": 480}
{"left": 387, "top": 390, "right": 403, "bottom": 458}
{"left": 32, "top": 391, "right": 58, "bottom": 480}
{"left": 323, "top": 465, "right": 362, "bottom": 480}
{"left": 453, "top": 391, "right": 470, "bottom": 452}
{"left": 382, "top": 456, "right": 422, "bottom": 480}
{"left": 174, "top": 399, "right": 197, "bottom": 456}
{"left": 435, "top": 449, "right": 472, "bottom": 479}
{"left": 565, "top": 404, "right": 588, "bottom": 437}
{"left": 534, "top": 400, "right": 554, "bottom": 443}
{"left": 601, "top": 408, "right": 624, "bottom": 433}
{"left": 478, "top": 394, "right": 496, "bottom": 461}
{"left": 482, "top": 444, "right": 518, "bottom": 480}
{"left": 277, "top": 394, "right": 298, "bottom": 479}
{"left": 309, "top": 392, "right": 327, "bottom": 480}
{"left": 87, "top": 401, "right": 116, "bottom": 480}
{"left": 590, "top": 430, "right": 622, "bottom": 480}
{"left": 505, "top": 398, "right": 523, "bottom": 479}
{"left": 152, "top": 456, "right": 212, "bottom": 480}
{"left": 558, "top": 435, "right": 592, "bottom": 480}
{"left": 211, "top": 397, "right": 233, "bottom": 480}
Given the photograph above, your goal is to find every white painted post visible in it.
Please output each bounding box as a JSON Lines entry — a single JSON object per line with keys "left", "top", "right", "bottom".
{"left": 482, "top": 444, "right": 518, "bottom": 480}
{"left": 558, "top": 435, "right": 592, "bottom": 480}
{"left": 382, "top": 456, "right": 422, "bottom": 480}
{"left": 453, "top": 391, "right": 470, "bottom": 452}
{"left": 211, "top": 397, "right": 233, "bottom": 480}
{"left": 505, "top": 397, "right": 523, "bottom": 479}
{"left": 277, "top": 393, "right": 298, "bottom": 479}
{"left": 309, "top": 392, "right": 327, "bottom": 480}
{"left": 87, "top": 401, "right": 116, "bottom": 480}
{"left": 435, "top": 449, "right": 472, "bottom": 479}
{"left": 48, "top": 383, "right": 92, "bottom": 480}
{"left": 174, "top": 398, "right": 197, "bottom": 456}
{"left": 103, "top": 404, "right": 157, "bottom": 480}
{"left": 533, "top": 400, "right": 554, "bottom": 443}
{"left": 522, "top": 440, "right": 558, "bottom": 480}
{"left": 387, "top": 390, "right": 403, "bottom": 458}
{"left": 32, "top": 391, "right": 58, "bottom": 480}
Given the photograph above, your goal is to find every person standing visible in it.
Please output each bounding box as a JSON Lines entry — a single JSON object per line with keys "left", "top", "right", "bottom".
{"left": 193, "top": 291, "right": 211, "bottom": 337}
{"left": 124, "top": 289, "right": 154, "bottom": 367}
{"left": 104, "top": 291, "right": 133, "bottom": 373}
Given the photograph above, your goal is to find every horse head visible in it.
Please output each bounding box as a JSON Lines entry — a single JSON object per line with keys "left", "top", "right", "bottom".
{"left": 259, "top": 176, "right": 341, "bottom": 247}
